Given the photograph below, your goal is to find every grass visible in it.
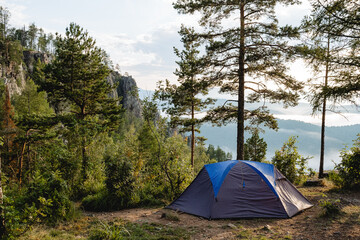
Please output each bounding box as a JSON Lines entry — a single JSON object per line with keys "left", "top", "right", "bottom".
{"left": 19, "top": 217, "right": 191, "bottom": 240}
{"left": 18, "top": 185, "right": 360, "bottom": 240}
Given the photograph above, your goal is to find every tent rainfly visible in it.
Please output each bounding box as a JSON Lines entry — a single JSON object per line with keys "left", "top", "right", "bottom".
{"left": 166, "top": 160, "right": 313, "bottom": 219}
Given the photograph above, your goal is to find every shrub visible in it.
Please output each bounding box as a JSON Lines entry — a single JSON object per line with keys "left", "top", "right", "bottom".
{"left": 272, "top": 136, "right": 310, "bottom": 184}
{"left": 328, "top": 170, "right": 343, "bottom": 187}
{"left": 1, "top": 171, "right": 74, "bottom": 239}
{"left": 335, "top": 135, "right": 360, "bottom": 189}
{"left": 82, "top": 155, "right": 136, "bottom": 212}
{"left": 17, "top": 170, "right": 75, "bottom": 224}
{"left": 319, "top": 196, "right": 341, "bottom": 217}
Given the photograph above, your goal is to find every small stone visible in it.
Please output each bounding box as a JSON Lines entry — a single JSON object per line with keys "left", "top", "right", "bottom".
{"left": 227, "top": 223, "right": 237, "bottom": 229}
{"left": 262, "top": 225, "right": 272, "bottom": 231}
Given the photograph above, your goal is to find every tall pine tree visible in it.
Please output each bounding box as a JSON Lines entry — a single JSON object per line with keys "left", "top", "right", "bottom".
{"left": 310, "top": 0, "right": 359, "bottom": 106}
{"left": 155, "top": 27, "right": 213, "bottom": 168}
{"left": 300, "top": 0, "right": 349, "bottom": 178}
{"left": 40, "top": 23, "right": 123, "bottom": 182}
{"left": 174, "top": 0, "right": 303, "bottom": 159}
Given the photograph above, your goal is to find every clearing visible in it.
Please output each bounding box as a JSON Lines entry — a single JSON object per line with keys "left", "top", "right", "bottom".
{"left": 21, "top": 185, "right": 360, "bottom": 240}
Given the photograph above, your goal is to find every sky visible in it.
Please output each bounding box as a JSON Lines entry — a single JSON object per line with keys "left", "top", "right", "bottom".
{"left": 1, "top": 0, "right": 359, "bottom": 126}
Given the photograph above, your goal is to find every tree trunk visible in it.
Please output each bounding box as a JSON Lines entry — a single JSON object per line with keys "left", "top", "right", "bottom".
{"left": 81, "top": 136, "right": 87, "bottom": 182}
{"left": 191, "top": 103, "right": 195, "bottom": 168}
{"left": 18, "top": 140, "right": 27, "bottom": 187}
{"left": 237, "top": 1, "right": 245, "bottom": 160}
{"left": 0, "top": 155, "right": 5, "bottom": 237}
{"left": 319, "top": 35, "right": 331, "bottom": 179}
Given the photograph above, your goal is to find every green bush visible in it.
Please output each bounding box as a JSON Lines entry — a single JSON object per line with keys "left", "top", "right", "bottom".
{"left": 319, "top": 197, "right": 341, "bottom": 217}
{"left": 82, "top": 155, "right": 136, "bottom": 212}
{"left": 104, "top": 155, "right": 135, "bottom": 207}
{"left": 328, "top": 170, "right": 343, "bottom": 187}
{"left": 1, "top": 171, "right": 74, "bottom": 239}
{"left": 272, "top": 136, "right": 310, "bottom": 184}
{"left": 17, "top": 170, "right": 75, "bottom": 224}
{"left": 335, "top": 135, "right": 360, "bottom": 189}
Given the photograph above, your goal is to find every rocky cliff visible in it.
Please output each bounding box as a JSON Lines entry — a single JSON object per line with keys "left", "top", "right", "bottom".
{"left": 107, "top": 71, "right": 142, "bottom": 118}
{"left": 2, "top": 50, "right": 142, "bottom": 118}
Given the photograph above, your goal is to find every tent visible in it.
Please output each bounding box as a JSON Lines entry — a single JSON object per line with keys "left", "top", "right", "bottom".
{"left": 166, "top": 160, "right": 313, "bottom": 219}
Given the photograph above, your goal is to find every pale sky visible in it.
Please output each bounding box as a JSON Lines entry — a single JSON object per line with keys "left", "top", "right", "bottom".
{"left": 1, "top": 0, "right": 359, "bottom": 126}
{"left": 1, "top": 0, "right": 313, "bottom": 89}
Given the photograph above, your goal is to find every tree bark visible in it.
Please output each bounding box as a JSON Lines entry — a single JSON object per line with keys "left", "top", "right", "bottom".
{"left": 191, "top": 102, "right": 195, "bottom": 168}
{"left": 237, "top": 1, "right": 245, "bottom": 160}
{"left": 0, "top": 155, "right": 5, "bottom": 237}
{"left": 81, "top": 136, "right": 87, "bottom": 182}
{"left": 319, "top": 35, "right": 331, "bottom": 179}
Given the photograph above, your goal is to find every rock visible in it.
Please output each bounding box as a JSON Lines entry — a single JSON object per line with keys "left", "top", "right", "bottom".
{"left": 23, "top": 50, "right": 52, "bottom": 73}
{"left": 227, "top": 223, "right": 237, "bottom": 229}
{"left": 107, "top": 72, "right": 142, "bottom": 118}
{"left": 262, "top": 225, "right": 272, "bottom": 232}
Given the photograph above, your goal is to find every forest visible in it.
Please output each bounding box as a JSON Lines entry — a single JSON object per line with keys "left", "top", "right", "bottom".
{"left": 0, "top": 0, "right": 359, "bottom": 239}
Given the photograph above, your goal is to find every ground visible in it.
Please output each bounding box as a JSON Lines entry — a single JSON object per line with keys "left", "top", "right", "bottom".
{"left": 21, "top": 185, "right": 360, "bottom": 240}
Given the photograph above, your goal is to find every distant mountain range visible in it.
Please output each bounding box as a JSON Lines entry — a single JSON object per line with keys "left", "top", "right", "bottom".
{"left": 139, "top": 88, "right": 360, "bottom": 170}
{"left": 200, "top": 120, "right": 359, "bottom": 170}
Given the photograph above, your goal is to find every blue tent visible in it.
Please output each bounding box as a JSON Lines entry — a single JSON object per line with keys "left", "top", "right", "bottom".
{"left": 166, "top": 160, "right": 313, "bottom": 219}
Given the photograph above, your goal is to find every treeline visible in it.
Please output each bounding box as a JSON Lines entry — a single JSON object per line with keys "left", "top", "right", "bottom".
{"left": 0, "top": 8, "right": 233, "bottom": 238}
{"left": 0, "top": 7, "right": 55, "bottom": 53}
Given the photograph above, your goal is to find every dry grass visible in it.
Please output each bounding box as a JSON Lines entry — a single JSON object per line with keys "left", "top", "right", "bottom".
{"left": 19, "top": 185, "right": 360, "bottom": 240}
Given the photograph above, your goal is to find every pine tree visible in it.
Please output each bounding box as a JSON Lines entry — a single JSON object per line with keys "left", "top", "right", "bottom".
{"left": 155, "top": 27, "right": 213, "bottom": 168}
{"left": 174, "top": 0, "right": 303, "bottom": 159}
{"left": 13, "top": 78, "right": 53, "bottom": 116}
{"left": 244, "top": 129, "right": 267, "bottom": 162}
{"left": 310, "top": 0, "right": 360, "bottom": 106}
{"left": 41, "top": 23, "right": 123, "bottom": 182}
{"left": 300, "top": 0, "right": 349, "bottom": 178}
{"left": 0, "top": 7, "right": 23, "bottom": 78}
{"left": 27, "top": 23, "right": 38, "bottom": 50}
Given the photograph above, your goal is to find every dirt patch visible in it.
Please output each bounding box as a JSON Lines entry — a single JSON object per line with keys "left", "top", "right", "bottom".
{"left": 85, "top": 187, "right": 360, "bottom": 240}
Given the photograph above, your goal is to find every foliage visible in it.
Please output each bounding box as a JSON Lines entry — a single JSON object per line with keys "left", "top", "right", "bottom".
{"left": 17, "top": 170, "right": 75, "bottom": 224}
{"left": 104, "top": 155, "right": 135, "bottom": 208}
{"left": 174, "top": 0, "right": 302, "bottom": 159}
{"left": 2, "top": 191, "right": 52, "bottom": 240}
{"left": 319, "top": 195, "right": 341, "bottom": 217}
{"left": 328, "top": 170, "right": 343, "bottom": 187}
{"left": 12, "top": 79, "right": 53, "bottom": 117}
{"left": 335, "top": 135, "right": 360, "bottom": 189}
{"left": 308, "top": 0, "right": 360, "bottom": 106}
{"left": 194, "top": 138, "right": 215, "bottom": 173}
{"left": 272, "top": 136, "right": 310, "bottom": 184}
{"left": 206, "top": 144, "right": 232, "bottom": 162}
{"left": 38, "top": 23, "right": 123, "bottom": 183}
{"left": 155, "top": 26, "right": 214, "bottom": 167}
{"left": 244, "top": 130, "right": 267, "bottom": 162}
{"left": 1, "top": 171, "right": 75, "bottom": 239}
{"left": 89, "top": 221, "right": 190, "bottom": 240}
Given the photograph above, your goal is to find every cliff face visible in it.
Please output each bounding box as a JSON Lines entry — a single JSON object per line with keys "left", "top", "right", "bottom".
{"left": 23, "top": 50, "right": 53, "bottom": 74}
{"left": 107, "top": 71, "right": 142, "bottom": 118}
{"left": 3, "top": 50, "right": 142, "bottom": 118}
